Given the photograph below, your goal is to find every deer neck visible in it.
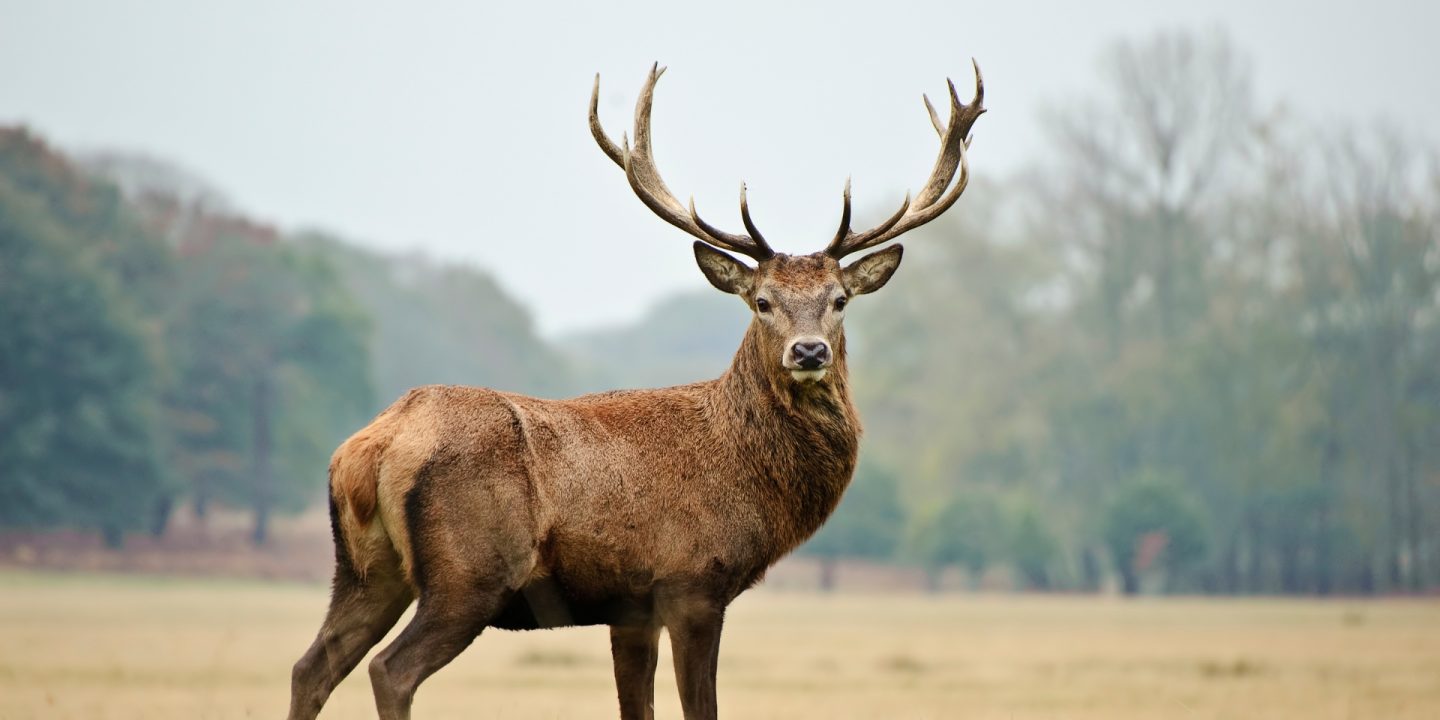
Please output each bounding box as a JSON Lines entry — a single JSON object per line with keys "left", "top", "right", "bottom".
{"left": 710, "top": 320, "right": 862, "bottom": 553}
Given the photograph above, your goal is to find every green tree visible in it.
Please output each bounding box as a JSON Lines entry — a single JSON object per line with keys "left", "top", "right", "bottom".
{"left": 911, "top": 490, "right": 1008, "bottom": 591}
{"left": 0, "top": 133, "right": 169, "bottom": 544}
{"left": 1103, "top": 472, "right": 1210, "bottom": 594}
{"left": 800, "top": 460, "right": 904, "bottom": 591}
{"left": 166, "top": 228, "right": 371, "bottom": 544}
{"left": 298, "top": 233, "right": 573, "bottom": 404}
{"left": 1009, "top": 502, "right": 1061, "bottom": 590}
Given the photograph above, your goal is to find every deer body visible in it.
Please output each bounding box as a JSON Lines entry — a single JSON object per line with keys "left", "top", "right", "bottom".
{"left": 289, "top": 63, "right": 983, "bottom": 720}
{"left": 332, "top": 316, "right": 856, "bottom": 631}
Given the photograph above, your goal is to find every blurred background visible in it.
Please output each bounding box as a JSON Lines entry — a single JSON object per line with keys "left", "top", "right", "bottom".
{"left": 2, "top": 1, "right": 1438, "bottom": 718}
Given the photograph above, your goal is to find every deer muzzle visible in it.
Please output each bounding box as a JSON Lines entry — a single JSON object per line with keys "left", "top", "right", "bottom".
{"left": 785, "top": 337, "right": 832, "bottom": 382}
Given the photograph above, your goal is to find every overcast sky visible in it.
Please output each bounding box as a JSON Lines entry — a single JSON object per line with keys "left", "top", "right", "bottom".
{"left": 2, "top": 0, "right": 1435, "bottom": 336}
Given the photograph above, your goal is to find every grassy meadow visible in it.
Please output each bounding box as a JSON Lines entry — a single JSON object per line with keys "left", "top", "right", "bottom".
{"left": 1, "top": 570, "right": 1437, "bottom": 719}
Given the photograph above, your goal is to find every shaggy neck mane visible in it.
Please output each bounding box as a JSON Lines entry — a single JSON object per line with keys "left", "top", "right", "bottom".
{"left": 707, "top": 320, "right": 862, "bottom": 555}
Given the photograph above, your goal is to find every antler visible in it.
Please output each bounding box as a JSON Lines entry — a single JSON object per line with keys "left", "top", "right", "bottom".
{"left": 591, "top": 64, "right": 775, "bottom": 261}
{"left": 825, "top": 60, "right": 986, "bottom": 259}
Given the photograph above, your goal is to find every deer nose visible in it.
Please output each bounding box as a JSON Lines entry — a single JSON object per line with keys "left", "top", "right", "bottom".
{"left": 791, "top": 341, "right": 830, "bottom": 370}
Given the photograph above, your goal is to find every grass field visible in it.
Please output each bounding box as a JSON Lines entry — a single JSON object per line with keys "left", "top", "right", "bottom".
{"left": 1, "top": 571, "right": 1437, "bottom": 719}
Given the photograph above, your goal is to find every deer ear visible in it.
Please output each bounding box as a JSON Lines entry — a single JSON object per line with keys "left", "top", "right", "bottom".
{"left": 693, "top": 241, "right": 754, "bottom": 296}
{"left": 842, "top": 244, "right": 903, "bottom": 295}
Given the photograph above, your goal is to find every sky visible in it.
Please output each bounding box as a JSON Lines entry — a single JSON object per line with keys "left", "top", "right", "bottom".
{"left": 2, "top": 0, "right": 1436, "bottom": 337}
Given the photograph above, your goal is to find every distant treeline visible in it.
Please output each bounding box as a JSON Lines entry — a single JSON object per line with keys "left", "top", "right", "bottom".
{"left": 574, "top": 30, "right": 1440, "bottom": 596}
{"left": 2, "top": 29, "right": 1437, "bottom": 595}
{"left": 0, "top": 128, "right": 571, "bottom": 547}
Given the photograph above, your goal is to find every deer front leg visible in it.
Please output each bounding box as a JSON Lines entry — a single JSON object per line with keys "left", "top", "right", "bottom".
{"left": 611, "top": 623, "right": 661, "bottom": 720}
{"left": 662, "top": 598, "right": 725, "bottom": 720}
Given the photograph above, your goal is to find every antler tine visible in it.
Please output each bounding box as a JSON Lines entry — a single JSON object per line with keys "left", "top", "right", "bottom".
{"left": 923, "top": 95, "right": 945, "bottom": 138}
{"left": 826, "top": 59, "right": 986, "bottom": 260}
{"left": 912, "top": 77, "right": 967, "bottom": 210}
{"left": 589, "top": 74, "right": 625, "bottom": 168}
{"left": 592, "top": 64, "right": 774, "bottom": 261}
{"left": 825, "top": 178, "right": 914, "bottom": 256}
{"left": 831, "top": 177, "right": 854, "bottom": 244}
{"left": 738, "top": 183, "right": 771, "bottom": 251}
{"left": 688, "top": 197, "right": 763, "bottom": 257}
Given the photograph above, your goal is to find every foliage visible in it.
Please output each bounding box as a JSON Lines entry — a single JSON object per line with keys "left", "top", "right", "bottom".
{"left": 164, "top": 229, "right": 372, "bottom": 540}
{"left": 296, "top": 233, "right": 575, "bottom": 403}
{"left": 910, "top": 490, "right": 1008, "bottom": 585}
{"left": 4, "top": 27, "right": 1438, "bottom": 592}
{"left": 801, "top": 459, "right": 905, "bottom": 561}
{"left": 1101, "top": 472, "right": 1210, "bottom": 594}
{"left": 0, "top": 130, "right": 170, "bottom": 542}
{"left": 1009, "top": 501, "right": 1061, "bottom": 590}
{"left": 565, "top": 290, "right": 748, "bottom": 392}
{"left": 1, "top": 139, "right": 375, "bottom": 544}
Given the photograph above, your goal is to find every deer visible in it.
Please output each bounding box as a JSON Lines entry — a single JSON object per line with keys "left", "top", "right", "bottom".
{"left": 287, "top": 61, "right": 984, "bottom": 720}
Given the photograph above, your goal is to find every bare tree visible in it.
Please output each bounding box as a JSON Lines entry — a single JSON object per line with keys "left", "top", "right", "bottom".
{"left": 1040, "top": 28, "right": 1256, "bottom": 345}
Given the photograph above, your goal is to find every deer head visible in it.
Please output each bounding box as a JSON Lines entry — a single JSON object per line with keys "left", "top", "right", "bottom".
{"left": 590, "top": 63, "right": 985, "bottom": 383}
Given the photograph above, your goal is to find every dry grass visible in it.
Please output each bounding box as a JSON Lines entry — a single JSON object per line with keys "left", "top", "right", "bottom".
{"left": 1, "top": 571, "right": 1437, "bottom": 719}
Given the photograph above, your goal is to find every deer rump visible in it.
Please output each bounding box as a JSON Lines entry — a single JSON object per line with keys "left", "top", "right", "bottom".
{"left": 329, "top": 383, "right": 828, "bottom": 632}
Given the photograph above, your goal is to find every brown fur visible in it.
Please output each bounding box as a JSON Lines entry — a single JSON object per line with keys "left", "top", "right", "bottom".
{"left": 289, "top": 253, "right": 884, "bottom": 720}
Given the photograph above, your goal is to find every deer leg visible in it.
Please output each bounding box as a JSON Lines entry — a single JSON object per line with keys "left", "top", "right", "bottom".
{"left": 662, "top": 598, "right": 725, "bottom": 720}
{"left": 366, "top": 586, "right": 505, "bottom": 720}
{"left": 611, "top": 622, "right": 662, "bottom": 720}
{"left": 288, "top": 568, "right": 413, "bottom": 720}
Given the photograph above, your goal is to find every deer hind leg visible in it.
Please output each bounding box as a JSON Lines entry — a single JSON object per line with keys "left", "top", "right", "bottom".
{"left": 366, "top": 579, "right": 511, "bottom": 720}
{"left": 288, "top": 561, "right": 414, "bottom": 720}
{"left": 611, "top": 622, "right": 662, "bottom": 720}
{"left": 365, "top": 486, "right": 531, "bottom": 719}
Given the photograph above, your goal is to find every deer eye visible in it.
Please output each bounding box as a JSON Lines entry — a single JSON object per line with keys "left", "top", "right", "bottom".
{"left": 833, "top": 296, "right": 848, "bottom": 311}
{"left": 756, "top": 298, "right": 771, "bottom": 313}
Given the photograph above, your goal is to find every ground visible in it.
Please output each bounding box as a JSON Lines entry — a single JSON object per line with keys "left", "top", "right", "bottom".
{"left": 1, "top": 570, "right": 1437, "bottom": 719}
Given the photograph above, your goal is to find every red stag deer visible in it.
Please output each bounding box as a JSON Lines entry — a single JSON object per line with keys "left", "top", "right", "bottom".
{"left": 288, "top": 62, "right": 985, "bottom": 720}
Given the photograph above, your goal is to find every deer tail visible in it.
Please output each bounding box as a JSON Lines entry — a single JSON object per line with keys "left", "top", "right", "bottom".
{"left": 328, "top": 423, "right": 391, "bottom": 582}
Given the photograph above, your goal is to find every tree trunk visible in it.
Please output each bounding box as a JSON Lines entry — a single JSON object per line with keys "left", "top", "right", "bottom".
{"left": 1404, "top": 440, "right": 1423, "bottom": 591}
{"left": 1280, "top": 541, "right": 1301, "bottom": 594}
{"left": 1386, "top": 462, "right": 1404, "bottom": 591}
{"left": 1081, "top": 547, "right": 1103, "bottom": 592}
{"left": 150, "top": 495, "right": 174, "bottom": 538}
{"left": 817, "top": 556, "right": 837, "bottom": 593}
{"left": 193, "top": 485, "right": 209, "bottom": 522}
{"left": 251, "top": 372, "right": 274, "bottom": 547}
{"left": 1315, "top": 437, "right": 1339, "bottom": 596}
{"left": 1155, "top": 207, "right": 1178, "bottom": 342}
{"left": 1220, "top": 541, "right": 1239, "bottom": 594}
{"left": 1119, "top": 563, "right": 1140, "bottom": 596}
{"left": 1245, "top": 517, "right": 1265, "bottom": 593}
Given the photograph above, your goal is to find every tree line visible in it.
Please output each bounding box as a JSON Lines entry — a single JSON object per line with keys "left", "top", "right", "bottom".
{"left": 2, "top": 29, "right": 1436, "bottom": 595}
{"left": 836, "top": 29, "right": 1439, "bottom": 595}
{"left": 574, "top": 30, "right": 1440, "bottom": 595}
{"left": 0, "top": 130, "right": 567, "bottom": 546}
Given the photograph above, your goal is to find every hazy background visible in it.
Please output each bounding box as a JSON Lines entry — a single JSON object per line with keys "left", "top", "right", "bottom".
{"left": 3, "top": 0, "right": 1436, "bottom": 335}
{"left": 4, "top": 3, "right": 1440, "bottom": 718}
{"left": 6, "top": 0, "right": 1440, "bottom": 585}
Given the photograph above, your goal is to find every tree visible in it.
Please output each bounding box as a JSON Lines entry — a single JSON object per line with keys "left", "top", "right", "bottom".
{"left": 165, "top": 224, "right": 372, "bottom": 544}
{"left": 1102, "top": 472, "right": 1210, "bottom": 594}
{"left": 911, "top": 490, "right": 1008, "bottom": 591}
{"left": 799, "top": 460, "right": 904, "bottom": 591}
{"left": 1286, "top": 125, "right": 1440, "bottom": 591}
{"left": 1009, "top": 502, "right": 1060, "bottom": 590}
{"left": 0, "top": 131, "right": 169, "bottom": 544}
{"left": 298, "top": 233, "right": 575, "bottom": 404}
